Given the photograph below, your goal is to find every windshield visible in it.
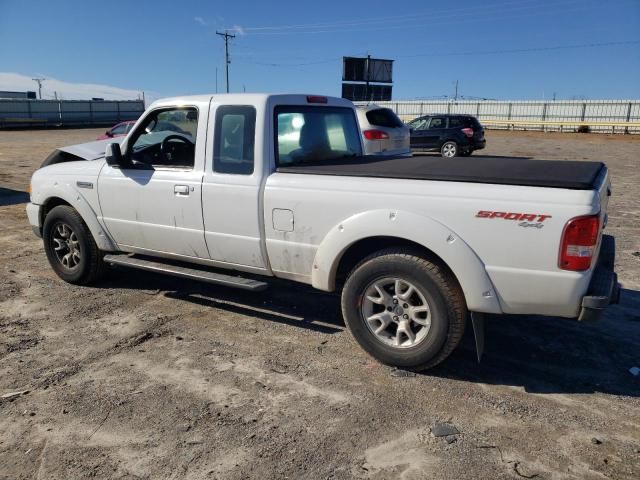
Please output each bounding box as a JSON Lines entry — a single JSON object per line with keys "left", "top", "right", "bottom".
{"left": 275, "top": 106, "right": 362, "bottom": 165}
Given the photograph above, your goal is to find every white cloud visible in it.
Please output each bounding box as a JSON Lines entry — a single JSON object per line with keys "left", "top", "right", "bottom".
{"left": 0, "top": 72, "right": 156, "bottom": 102}
{"left": 231, "top": 25, "right": 245, "bottom": 36}
{"left": 194, "top": 16, "right": 207, "bottom": 27}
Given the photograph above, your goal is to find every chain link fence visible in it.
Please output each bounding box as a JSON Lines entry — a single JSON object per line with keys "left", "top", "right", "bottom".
{"left": 0, "top": 99, "right": 145, "bottom": 128}
{"left": 356, "top": 100, "right": 640, "bottom": 134}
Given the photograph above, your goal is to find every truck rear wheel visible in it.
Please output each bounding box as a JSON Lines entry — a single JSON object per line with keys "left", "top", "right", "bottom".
{"left": 341, "top": 248, "right": 466, "bottom": 371}
{"left": 43, "top": 205, "right": 105, "bottom": 285}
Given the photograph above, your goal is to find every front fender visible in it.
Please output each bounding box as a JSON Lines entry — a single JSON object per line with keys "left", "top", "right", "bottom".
{"left": 32, "top": 180, "right": 116, "bottom": 252}
{"left": 311, "top": 209, "right": 502, "bottom": 314}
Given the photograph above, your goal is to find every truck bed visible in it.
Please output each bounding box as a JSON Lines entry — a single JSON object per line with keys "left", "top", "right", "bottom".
{"left": 276, "top": 156, "right": 605, "bottom": 190}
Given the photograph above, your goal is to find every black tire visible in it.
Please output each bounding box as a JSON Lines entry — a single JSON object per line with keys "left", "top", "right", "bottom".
{"left": 460, "top": 149, "right": 473, "bottom": 157}
{"left": 341, "top": 248, "right": 467, "bottom": 371}
{"left": 43, "top": 205, "right": 105, "bottom": 285}
{"left": 440, "top": 141, "right": 458, "bottom": 158}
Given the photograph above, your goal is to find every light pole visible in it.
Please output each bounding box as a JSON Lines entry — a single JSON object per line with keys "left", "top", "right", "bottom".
{"left": 32, "top": 77, "right": 46, "bottom": 99}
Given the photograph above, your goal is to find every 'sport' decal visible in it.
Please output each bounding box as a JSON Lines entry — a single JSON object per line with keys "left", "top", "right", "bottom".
{"left": 476, "top": 210, "right": 551, "bottom": 229}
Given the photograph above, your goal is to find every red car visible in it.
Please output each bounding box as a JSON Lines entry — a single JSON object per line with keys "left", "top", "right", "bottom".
{"left": 96, "top": 121, "right": 136, "bottom": 140}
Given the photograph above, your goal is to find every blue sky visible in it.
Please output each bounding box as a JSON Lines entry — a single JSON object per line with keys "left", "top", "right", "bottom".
{"left": 1, "top": 0, "right": 638, "bottom": 100}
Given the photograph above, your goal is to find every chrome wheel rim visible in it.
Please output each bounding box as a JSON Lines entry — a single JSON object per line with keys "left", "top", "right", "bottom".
{"left": 442, "top": 143, "right": 456, "bottom": 157}
{"left": 52, "top": 222, "right": 81, "bottom": 270}
{"left": 361, "top": 277, "right": 431, "bottom": 349}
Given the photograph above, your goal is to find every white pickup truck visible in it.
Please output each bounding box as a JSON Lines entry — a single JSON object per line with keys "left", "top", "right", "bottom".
{"left": 27, "top": 94, "right": 620, "bottom": 370}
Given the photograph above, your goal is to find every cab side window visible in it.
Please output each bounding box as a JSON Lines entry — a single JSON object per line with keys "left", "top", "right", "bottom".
{"left": 127, "top": 107, "right": 198, "bottom": 169}
{"left": 213, "top": 105, "right": 256, "bottom": 175}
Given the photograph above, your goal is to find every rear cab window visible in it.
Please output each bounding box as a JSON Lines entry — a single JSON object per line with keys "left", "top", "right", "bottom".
{"left": 275, "top": 106, "right": 362, "bottom": 166}
{"left": 365, "top": 108, "right": 404, "bottom": 128}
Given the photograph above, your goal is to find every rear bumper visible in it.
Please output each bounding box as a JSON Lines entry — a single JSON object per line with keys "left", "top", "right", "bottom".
{"left": 473, "top": 138, "right": 486, "bottom": 150}
{"left": 578, "top": 235, "right": 620, "bottom": 321}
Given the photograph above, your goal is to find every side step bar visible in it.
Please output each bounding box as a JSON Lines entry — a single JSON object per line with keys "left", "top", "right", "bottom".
{"left": 103, "top": 254, "right": 268, "bottom": 292}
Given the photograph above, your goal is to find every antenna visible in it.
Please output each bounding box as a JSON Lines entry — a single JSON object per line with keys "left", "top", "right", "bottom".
{"left": 216, "top": 31, "right": 236, "bottom": 93}
{"left": 32, "top": 77, "right": 46, "bottom": 99}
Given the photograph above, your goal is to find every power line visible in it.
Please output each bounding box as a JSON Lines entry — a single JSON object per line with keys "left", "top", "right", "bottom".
{"left": 216, "top": 31, "right": 236, "bottom": 93}
{"left": 241, "top": 0, "right": 584, "bottom": 34}
{"left": 398, "top": 40, "right": 640, "bottom": 58}
{"left": 235, "top": 58, "right": 336, "bottom": 67}
{"left": 242, "top": 0, "right": 565, "bottom": 31}
{"left": 228, "top": 39, "right": 639, "bottom": 71}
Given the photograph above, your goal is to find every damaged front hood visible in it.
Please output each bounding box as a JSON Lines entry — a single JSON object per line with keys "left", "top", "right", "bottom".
{"left": 41, "top": 137, "right": 125, "bottom": 167}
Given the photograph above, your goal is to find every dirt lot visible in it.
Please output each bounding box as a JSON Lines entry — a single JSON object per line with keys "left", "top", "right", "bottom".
{"left": 1, "top": 129, "right": 639, "bottom": 479}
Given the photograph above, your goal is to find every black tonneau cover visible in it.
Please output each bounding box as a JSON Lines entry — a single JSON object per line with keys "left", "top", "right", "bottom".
{"left": 276, "top": 156, "right": 605, "bottom": 190}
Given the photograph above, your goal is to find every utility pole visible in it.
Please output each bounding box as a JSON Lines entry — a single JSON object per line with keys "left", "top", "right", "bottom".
{"left": 366, "top": 54, "right": 371, "bottom": 102}
{"left": 32, "top": 77, "right": 46, "bottom": 99}
{"left": 216, "top": 31, "right": 235, "bottom": 93}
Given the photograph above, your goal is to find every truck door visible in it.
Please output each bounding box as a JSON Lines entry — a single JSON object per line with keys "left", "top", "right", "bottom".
{"left": 98, "top": 106, "right": 210, "bottom": 258}
{"left": 201, "top": 103, "right": 268, "bottom": 272}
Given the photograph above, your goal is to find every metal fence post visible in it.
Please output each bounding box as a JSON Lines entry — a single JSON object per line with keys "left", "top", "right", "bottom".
{"left": 625, "top": 102, "right": 632, "bottom": 134}
{"left": 580, "top": 103, "right": 586, "bottom": 122}
{"left": 507, "top": 103, "right": 512, "bottom": 120}
{"left": 541, "top": 102, "right": 547, "bottom": 132}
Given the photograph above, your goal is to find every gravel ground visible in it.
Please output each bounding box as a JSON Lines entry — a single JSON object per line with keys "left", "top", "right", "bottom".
{"left": 0, "top": 128, "right": 639, "bottom": 479}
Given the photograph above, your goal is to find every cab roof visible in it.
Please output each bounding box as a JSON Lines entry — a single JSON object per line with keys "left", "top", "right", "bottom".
{"left": 150, "top": 93, "right": 354, "bottom": 109}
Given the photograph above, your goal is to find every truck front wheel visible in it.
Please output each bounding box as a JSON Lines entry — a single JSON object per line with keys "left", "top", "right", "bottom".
{"left": 43, "top": 205, "right": 105, "bottom": 285}
{"left": 341, "top": 249, "right": 466, "bottom": 371}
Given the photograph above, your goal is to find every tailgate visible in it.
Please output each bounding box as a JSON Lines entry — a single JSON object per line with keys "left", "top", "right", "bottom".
{"left": 595, "top": 166, "right": 612, "bottom": 260}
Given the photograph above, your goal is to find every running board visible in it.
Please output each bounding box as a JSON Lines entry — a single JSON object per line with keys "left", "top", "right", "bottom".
{"left": 103, "top": 254, "right": 268, "bottom": 292}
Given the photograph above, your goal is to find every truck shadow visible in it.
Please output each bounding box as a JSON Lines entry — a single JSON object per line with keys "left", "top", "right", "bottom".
{"left": 99, "top": 268, "right": 345, "bottom": 335}
{"left": 430, "top": 288, "right": 640, "bottom": 396}
{"left": 98, "top": 268, "right": 639, "bottom": 396}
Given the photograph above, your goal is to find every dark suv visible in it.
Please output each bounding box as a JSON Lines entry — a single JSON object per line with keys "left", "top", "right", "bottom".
{"left": 407, "top": 114, "right": 486, "bottom": 157}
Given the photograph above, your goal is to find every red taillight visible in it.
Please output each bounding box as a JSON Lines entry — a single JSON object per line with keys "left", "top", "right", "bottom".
{"left": 363, "top": 129, "right": 389, "bottom": 140}
{"left": 306, "top": 95, "right": 327, "bottom": 104}
{"left": 559, "top": 214, "right": 600, "bottom": 271}
{"left": 461, "top": 128, "right": 474, "bottom": 138}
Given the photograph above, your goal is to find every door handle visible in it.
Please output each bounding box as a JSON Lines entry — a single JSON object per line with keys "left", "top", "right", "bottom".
{"left": 174, "top": 185, "right": 190, "bottom": 195}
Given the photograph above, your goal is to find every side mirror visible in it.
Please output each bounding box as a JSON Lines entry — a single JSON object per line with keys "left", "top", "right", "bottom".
{"left": 105, "top": 142, "right": 124, "bottom": 167}
{"left": 105, "top": 130, "right": 113, "bottom": 137}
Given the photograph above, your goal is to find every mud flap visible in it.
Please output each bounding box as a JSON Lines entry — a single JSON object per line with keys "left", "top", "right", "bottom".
{"left": 470, "top": 312, "right": 485, "bottom": 363}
